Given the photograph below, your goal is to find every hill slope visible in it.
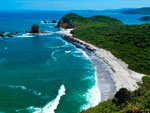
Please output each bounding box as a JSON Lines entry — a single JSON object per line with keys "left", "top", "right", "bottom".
{"left": 121, "top": 7, "right": 150, "bottom": 15}
{"left": 57, "top": 13, "right": 122, "bottom": 28}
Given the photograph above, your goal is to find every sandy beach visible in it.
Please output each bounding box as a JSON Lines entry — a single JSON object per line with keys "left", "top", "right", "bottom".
{"left": 56, "top": 28, "right": 145, "bottom": 102}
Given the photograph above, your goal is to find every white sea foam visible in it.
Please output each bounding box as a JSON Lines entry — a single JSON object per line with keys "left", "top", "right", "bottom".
{"left": 78, "top": 49, "right": 89, "bottom": 59}
{"left": 65, "top": 51, "right": 71, "bottom": 54}
{"left": 0, "top": 85, "right": 27, "bottom": 90}
{"left": 16, "top": 33, "right": 35, "bottom": 38}
{"left": 72, "top": 48, "right": 89, "bottom": 60}
{"left": 40, "top": 21, "right": 57, "bottom": 25}
{"left": 44, "top": 37, "right": 69, "bottom": 49}
{"left": 80, "top": 67, "right": 101, "bottom": 111}
{"left": 51, "top": 50, "right": 59, "bottom": 61}
{"left": 38, "top": 32, "right": 53, "bottom": 36}
{"left": 28, "top": 84, "right": 66, "bottom": 113}
{"left": 46, "top": 44, "right": 68, "bottom": 49}
{"left": 16, "top": 32, "right": 53, "bottom": 38}
{"left": 0, "top": 85, "right": 42, "bottom": 97}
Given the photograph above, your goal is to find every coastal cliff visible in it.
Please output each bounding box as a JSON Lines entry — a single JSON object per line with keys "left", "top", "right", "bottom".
{"left": 57, "top": 13, "right": 150, "bottom": 113}
{"left": 57, "top": 13, "right": 83, "bottom": 28}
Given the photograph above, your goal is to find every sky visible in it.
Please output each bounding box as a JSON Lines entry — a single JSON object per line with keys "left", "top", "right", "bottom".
{"left": 0, "top": 0, "right": 150, "bottom": 10}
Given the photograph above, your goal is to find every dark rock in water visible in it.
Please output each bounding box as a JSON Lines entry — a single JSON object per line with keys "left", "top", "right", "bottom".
{"left": 52, "top": 20, "right": 57, "bottom": 23}
{"left": 0, "top": 34, "right": 5, "bottom": 38}
{"left": 139, "top": 16, "right": 150, "bottom": 21}
{"left": 15, "top": 32, "right": 19, "bottom": 34}
{"left": 7, "top": 33, "right": 14, "bottom": 37}
{"left": 30, "top": 24, "right": 41, "bottom": 33}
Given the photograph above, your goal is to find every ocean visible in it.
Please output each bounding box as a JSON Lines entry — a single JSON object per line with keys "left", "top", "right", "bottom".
{"left": 0, "top": 11, "right": 149, "bottom": 113}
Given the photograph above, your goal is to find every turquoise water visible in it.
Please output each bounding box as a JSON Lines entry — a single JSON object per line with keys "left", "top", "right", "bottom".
{"left": 0, "top": 11, "right": 97, "bottom": 113}
{"left": 0, "top": 11, "right": 149, "bottom": 113}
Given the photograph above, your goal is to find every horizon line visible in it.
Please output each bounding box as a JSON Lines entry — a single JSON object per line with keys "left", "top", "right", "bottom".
{"left": 0, "top": 6, "right": 149, "bottom": 12}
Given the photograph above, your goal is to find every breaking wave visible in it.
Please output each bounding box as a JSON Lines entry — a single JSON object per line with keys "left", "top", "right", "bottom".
{"left": 28, "top": 84, "right": 66, "bottom": 113}
{"left": 80, "top": 66, "right": 101, "bottom": 111}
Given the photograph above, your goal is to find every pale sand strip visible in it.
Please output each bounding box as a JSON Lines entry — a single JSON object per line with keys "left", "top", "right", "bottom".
{"left": 56, "top": 28, "right": 145, "bottom": 93}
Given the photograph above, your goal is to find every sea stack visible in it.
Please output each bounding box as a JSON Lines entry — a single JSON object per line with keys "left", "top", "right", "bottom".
{"left": 52, "top": 20, "right": 57, "bottom": 23}
{"left": 30, "top": 24, "right": 41, "bottom": 33}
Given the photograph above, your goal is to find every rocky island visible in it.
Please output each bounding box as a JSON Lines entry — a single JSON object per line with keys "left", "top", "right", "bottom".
{"left": 27, "top": 24, "right": 48, "bottom": 34}
{"left": 29, "top": 24, "right": 41, "bottom": 33}
{"left": 139, "top": 16, "right": 150, "bottom": 21}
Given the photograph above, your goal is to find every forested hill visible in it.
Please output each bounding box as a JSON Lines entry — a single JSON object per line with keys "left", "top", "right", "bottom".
{"left": 121, "top": 7, "right": 150, "bottom": 15}
{"left": 57, "top": 13, "right": 122, "bottom": 28}
{"left": 58, "top": 13, "right": 150, "bottom": 75}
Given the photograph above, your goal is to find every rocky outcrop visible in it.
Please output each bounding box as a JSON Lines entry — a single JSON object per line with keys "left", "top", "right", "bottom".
{"left": 0, "top": 32, "right": 17, "bottom": 38}
{"left": 57, "top": 19, "right": 80, "bottom": 29}
{"left": 57, "top": 18, "right": 73, "bottom": 29}
{"left": 29, "top": 24, "right": 41, "bottom": 33}
{"left": 0, "top": 34, "right": 5, "bottom": 38}
{"left": 63, "top": 36, "right": 96, "bottom": 51}
{"left": 52, "top": 20, "right": 57, "bottom": 23}
{"left": 7, "top": 33, "right": 14, "bottom": 37}
{"left": 57, "top": 13, "right": 82, "bottom": 29}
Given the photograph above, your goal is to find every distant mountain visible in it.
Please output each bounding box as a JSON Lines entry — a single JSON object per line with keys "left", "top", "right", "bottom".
{"left": 70, "top": 10, "right": 97, "bottom": 13}
{"left": 99, "top": 8, "right": 134, "bottom": 13}
{"left": 121, "top": 7, "right": 150, "bottom": 15}
{"left": 70, "top": 8, "right": 133, "bottom": 13}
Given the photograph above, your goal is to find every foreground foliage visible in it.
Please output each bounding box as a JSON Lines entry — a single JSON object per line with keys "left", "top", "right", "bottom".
{"left": 80, "top": 76, "right": 150, "bottom": 113}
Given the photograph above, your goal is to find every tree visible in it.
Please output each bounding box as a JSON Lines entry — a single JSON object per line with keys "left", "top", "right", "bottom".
{"left": 112, "top": 88, "right": 131, "bottom": 105}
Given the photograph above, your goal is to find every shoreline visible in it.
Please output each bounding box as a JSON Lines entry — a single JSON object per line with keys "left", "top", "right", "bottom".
{"left": 56, "top": 28, "right": 145, "bottom": 102}
{"left": 69, "top": 41, "right": 116, "bottom": 103}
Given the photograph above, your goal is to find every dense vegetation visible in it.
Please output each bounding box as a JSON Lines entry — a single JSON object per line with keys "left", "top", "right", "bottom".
{"left": 73, "top": 24, "right": 150, "bottom": 75}
{"left": 121, "top": 7, "right": 150, "bottom": 15}
{"left": 58, "top": 13, "right": 150, "bottom": 75}
{"left": 80, "top": 76, "right": 150, "bottom": 113}
{"left": 57, "top": 13, "right": 122, "bottom": 28}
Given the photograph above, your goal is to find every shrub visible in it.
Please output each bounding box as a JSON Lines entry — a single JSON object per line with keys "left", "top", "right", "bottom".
{"left": 142, "top": 76, "right": 150, "bottom": 89}
{"left": 113, "top": 88, "right": 131, "bottom": 106}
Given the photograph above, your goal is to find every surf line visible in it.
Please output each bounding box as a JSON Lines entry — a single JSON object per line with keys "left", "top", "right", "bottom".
{"left": 31, "top": 84, "right": 66, "bottom": 113}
